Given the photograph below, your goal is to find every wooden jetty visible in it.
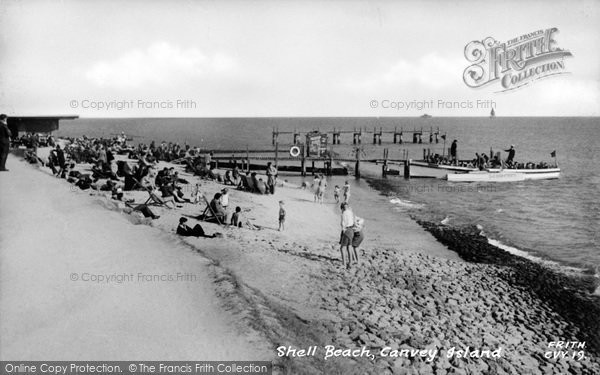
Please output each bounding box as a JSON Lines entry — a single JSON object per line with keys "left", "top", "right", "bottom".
{"left": 205, "top": 145, "right": 419, "bottom": 179}
{"left": 203, "top": 126, "right": 454, "bottom": 179}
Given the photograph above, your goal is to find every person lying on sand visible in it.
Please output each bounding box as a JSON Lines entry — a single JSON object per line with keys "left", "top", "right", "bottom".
{"left": 176, "top": 217, "right": 215, "bottom": 238}
{"left": 126, "top": 203, "right": 160, "bottom": 220}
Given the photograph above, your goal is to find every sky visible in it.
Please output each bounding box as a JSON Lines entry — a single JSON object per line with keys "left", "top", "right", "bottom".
{"left": 1, "top": 0, "right": 599, "bottom": 117}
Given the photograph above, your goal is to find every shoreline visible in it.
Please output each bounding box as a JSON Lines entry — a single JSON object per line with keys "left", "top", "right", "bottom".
{"left": 5, "top": 151, "right": 600, "bottom": 373}
{"left": 362, "top": 171, "right": 600, "bottom": 279}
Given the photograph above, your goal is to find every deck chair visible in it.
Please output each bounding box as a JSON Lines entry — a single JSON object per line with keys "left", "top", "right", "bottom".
{"left": 143, "top": 189, "right": 176, "bottom": 208}
{"left": 130, "top": 177, "right": 175, "bottom": 208}
{"left": 197, "top": 196, "right": 225, "bottom": 225}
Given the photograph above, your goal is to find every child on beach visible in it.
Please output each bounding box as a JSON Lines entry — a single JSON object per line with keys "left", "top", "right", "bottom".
{"left": 333, "top": 185, "right": 340, "bottom": 203}
{"left": 317, "top": 176, "right": 327, "bottom": 204}
{"left": 192, "top": 183, "right": 202, "bottom": 204}
{"left": 231, "top": 206, "right": 243, "bottom": 228}
{"left": 312, "top": 175, "right": 321, "bottom": 202}
{"left": 278, "top": 201, "right": 286, "bottom": 231}
{"left": 342, "top": 181, "right": 351, "bottom": 203}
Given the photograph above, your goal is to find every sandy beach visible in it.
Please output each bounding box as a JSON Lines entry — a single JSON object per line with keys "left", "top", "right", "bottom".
{"left": 2, "top": 151, "right": 600, "bottom": 374}
{"left": 0, "top": 154, "right": 270, "bottom": 360}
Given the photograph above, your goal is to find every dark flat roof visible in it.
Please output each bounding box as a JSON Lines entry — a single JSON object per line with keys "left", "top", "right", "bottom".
{"left": 8, "top": 115, "right": 79, "bottom": 120}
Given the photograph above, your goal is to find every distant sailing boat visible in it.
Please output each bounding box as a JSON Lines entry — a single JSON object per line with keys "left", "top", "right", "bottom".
{"left": 490, "top": 108, "right": 496, "bottom": 118}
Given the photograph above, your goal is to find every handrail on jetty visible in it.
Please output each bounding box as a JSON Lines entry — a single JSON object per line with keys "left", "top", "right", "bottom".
{"left": 272, "top": 126, "right": 446, "bottom": 145}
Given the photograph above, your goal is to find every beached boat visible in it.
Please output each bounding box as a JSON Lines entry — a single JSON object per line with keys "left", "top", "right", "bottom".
{"left": 408, "top": 160, "right": 477, "bottom": 178}
{"left": 447, "top": 170, "right": 526, "bottom": 182}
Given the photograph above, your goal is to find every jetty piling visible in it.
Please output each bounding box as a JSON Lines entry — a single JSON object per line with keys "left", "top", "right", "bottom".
{"left": 382, "top": 148, "right": 389, "bottom": 178}
{"left": 354, "top": 147, "right": 361, "bottom": 178}
{"left": 404, "top": 158, "right": 411, "bottom": 179}
{"left": 246, "top": 146, "right": 250, "bottom": 173}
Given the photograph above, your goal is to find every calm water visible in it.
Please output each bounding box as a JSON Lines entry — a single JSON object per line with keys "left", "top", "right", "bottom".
{"left": 57, "top": 117, "right": 600, "bottom": 272}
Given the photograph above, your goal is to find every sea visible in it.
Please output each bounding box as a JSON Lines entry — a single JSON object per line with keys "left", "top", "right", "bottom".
{"left": 56, "top": 117, "right": 600, "bottom": 278}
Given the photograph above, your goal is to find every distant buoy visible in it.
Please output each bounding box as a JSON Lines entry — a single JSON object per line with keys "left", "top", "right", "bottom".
{"left": 290, "top": 146, "right": 301, "bottom": 157}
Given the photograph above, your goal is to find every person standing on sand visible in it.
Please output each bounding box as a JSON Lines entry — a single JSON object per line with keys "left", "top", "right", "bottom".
{"left": 55, "top": 145, "right": 66, "bottom": 177}
{"left": 192, "top": 183, "right": 202, "bottom": 204}
{"left": 0, "top": 114, "right": 12, "bottom": 171}
{"left": 342, "top": 180, "right": 351, "bottom": 203}
{"left": 350, "top": 216, "right": 365, "bottom": 265}
{"left": 317, "top": 175, "right": 327, "bottom": 204}
{"left": 220, "top": 188, "right": 230, "bottom": 210}
{"left": 278, "top": 200, "right": 286, "bottom": 231}
{"left": 339, "top": 202, "right": 355, "bottom": 269}
{"left": 312, "top": 175, "right": 321, "bottom": 202}
{"left": 266, "top": 162, "right": 278, "bottom": 194}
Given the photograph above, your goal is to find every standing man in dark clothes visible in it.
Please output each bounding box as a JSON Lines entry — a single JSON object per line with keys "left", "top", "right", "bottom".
{"left": 55, "top": 144, "right": 66, "bottom": 169}
{"left": 505, "top": 145, "right": 516, "bottom": 165}
{"left": 266, "top": 162, "right": 278, "bottom": 194}
{"left": 450, "top": 139, "right": 458, "bottom": 165}
{"left": 0, "top": 114, "right": 12, "bottom": 171}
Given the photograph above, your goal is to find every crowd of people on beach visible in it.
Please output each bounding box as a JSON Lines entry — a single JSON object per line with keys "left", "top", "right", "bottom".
{"left": 10, "top": 129, "right": 367, "bottom": 270}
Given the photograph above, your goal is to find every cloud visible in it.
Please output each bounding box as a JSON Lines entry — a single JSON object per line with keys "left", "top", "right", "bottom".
{"left": 84, "top": 42, "right": 236, "bottom": 89}
{"left": 347, "top": 53, "right": 465, "bottom": 92}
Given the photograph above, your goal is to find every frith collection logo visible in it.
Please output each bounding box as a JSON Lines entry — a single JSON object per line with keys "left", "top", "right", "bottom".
{"left": 463, "top": 28, "right": 572, "bottom": 92}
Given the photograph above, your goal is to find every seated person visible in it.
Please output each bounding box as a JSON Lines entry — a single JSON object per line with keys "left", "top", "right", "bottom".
{"left": 112, "top": 186, "right": 124, "bottom": 201}
{"left": 74, "top": 174, "right": 93, "bottom": 190}
{"left": 160, "top": 182, "right": 189, "bottom": 203}
{"left": 225, "top": 170, "right": 234, "bottom": 185}
{"left": 176, "top": 217, "right": 215, "bottom": 237}
{"left": 100, "top": 179, "right": 116, "bottom": 191}
{"left": 208, "top": 192, "right": 228, "bottom": 222}
{"left": 207, "top": 166, "right": 222, "bottom": 182}
{"left": 250, "top": 172, "right": 260, "bottom": 193}
{"left": 141, "top": 172, "right": 156, "bottom": 190}
{"left": 256, "top": 178, "right": 268, "bottom": 194}
{"left": 231, "top": 206, "right": 243, "bottom": 227}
